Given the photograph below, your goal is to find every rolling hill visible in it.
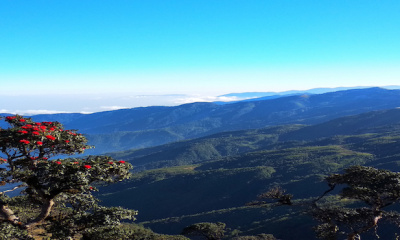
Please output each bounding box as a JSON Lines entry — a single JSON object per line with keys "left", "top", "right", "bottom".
{"left": 26, "top": 87, "right": 400, "bottom": 154}
{"left": 107, "top": 108, "right": 400, "bottom": 170}
{"left": 96, "top": 108, "right": 400, "bottom": 239}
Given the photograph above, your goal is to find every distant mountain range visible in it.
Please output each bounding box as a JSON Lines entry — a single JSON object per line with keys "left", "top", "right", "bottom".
{"left": 0, "top": 87, "right": 392, "bottom": 154}
{"left": 218, "top": 85, "right": 400, "bottom": 100}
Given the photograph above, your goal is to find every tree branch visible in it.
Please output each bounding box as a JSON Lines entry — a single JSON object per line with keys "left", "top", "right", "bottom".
{"left": 0, "top": 184, "right": 26, "bottom": 195}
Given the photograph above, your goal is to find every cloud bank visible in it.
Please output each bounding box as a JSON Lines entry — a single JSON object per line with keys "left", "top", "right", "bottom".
{"left": 0, "top": 93, "right": 241, "bottom": 115}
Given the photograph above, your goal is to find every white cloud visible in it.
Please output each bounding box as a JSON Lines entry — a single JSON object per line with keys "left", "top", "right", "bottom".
{"left": 0, "top": 94, "right": 241, "bottom": 116}
{"left": 100, "top": 106, "right": 129, "bottom": 111}
{"left": 0, "top": 109, "right": 72, "bottom": 116}
{"left": 174, "top": 95, "right": 240, "bottom": 104}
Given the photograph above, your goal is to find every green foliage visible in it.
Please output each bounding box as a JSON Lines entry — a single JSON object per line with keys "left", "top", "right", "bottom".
{"left": 0, "top": 222, "right": 32, "bottom": 240}
{"left": 181, "top": 222, "right": 226, "bottom": 240}
{"left": 327, "top": 166, "right": 400, "bottom": 206}
{"left": 0, "top": 115, "right": 136, "bottom": 239}
{"left": 82, "top": 223, "right": 189, "bottom": 240}
{"left": 311, "top": 166, "right": 400, "bottom": 240}
{"left": 231, "top": 234, "right": 276, "bottom": 240}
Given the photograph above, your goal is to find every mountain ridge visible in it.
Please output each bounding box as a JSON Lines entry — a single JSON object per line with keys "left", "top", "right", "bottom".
{"left": 5, "top": 87, "right": 400, "bottom": 154}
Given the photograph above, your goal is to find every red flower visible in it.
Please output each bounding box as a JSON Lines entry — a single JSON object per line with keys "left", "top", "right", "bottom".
{"left": 5, "top": 116, "right": 16, "bottom": 121}
{"left": 19, "top": 119, "right": 26, "bottom": 122}
{"left": 55, "top": 161, "right": 62, "bottom": 165}
{"left": 118, "top": 160, "right": 126, "bottom": 164}
{"left": 83, "top": 165, "right": 91, "bottom": 169}
{"left": 40, "top": 126, "right": 47, "bottom": 130}
{"left": 108, "top": 161, "right": 114, "bottom": 164}
{"left": 46, "top": 135, "right": 56, "bottom": 140}
{"left": 19, "top": 139, "right": 30, "bottom": 144}
{"left": 73, "top": 161, "right": 79, "bottom": 164}
{"left": 32, "top": 127, "right": 39, "bottom": 131}
{"left": 65, "top": 140, "right": 70, "bottom": 143}
{"left": 49, "top": 127, "right": 56, "bottom": 131}
{"left": 18, "top": 130, "right": 28, "bottom": 134}
{"left": 32, "top": 131, "right": 40, "bottom": 135}
{"left": 30, "top": 157, "right": 38, "bottom": 160}
{"left": 25, "top": 124, "right": 33, "bottom": 128}
{"left": 89, "top": 186, "right": 94, "bottom": 190}
{"left": 42, "top": 157, "right": 48, "bottom": 160}
{"left": 35, "top": 122, "right": 42, "bottom": 126}
{"left": 37, "top": 141, "right": 43, "bottom": 146}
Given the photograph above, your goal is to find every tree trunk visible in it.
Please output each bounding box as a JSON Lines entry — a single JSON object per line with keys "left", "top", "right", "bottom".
{"left": 347, "top": 214, "right": 382, "bottom": 240}
{"left": 0, "top": 203, "right": 20, "bottom": 224}
{"left": 25, "top": 198, "right": 54, "bottom": 229}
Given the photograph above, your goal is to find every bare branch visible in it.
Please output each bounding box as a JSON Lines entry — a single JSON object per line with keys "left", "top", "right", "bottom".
{"left": 0, "top": 184, "right": 26, "bottom": 195}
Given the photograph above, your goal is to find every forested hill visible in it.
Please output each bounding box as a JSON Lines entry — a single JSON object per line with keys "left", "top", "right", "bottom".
{"left": 108, "top": 108, "right": 400, "bottom": 171}
{"left": 98, "top": 108, "right": 400, "bottom": 239}
{"left": 24, "top": 87, "right": 400, "bottom": 154}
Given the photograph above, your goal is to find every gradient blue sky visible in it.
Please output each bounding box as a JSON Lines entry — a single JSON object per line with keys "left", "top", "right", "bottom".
{"left": 1, "top": 0, "right": 400, "bottom": 114}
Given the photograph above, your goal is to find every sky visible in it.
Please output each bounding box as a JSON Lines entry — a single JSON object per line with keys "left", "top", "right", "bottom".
{"left": 1, "top": 0, "right": 399, "bottom": 114}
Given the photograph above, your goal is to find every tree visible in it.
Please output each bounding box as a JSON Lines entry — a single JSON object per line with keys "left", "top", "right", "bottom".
{"left": 181, "top": 222, "right": 226, "bottom": 240}
{"left": 252, "top": 166, "right": 400, "bottom": 240}
{"left": 0, "top": 115, "right": 137, "bottom": 239}
{"left": 231, "top": 234, "right": 276, "bottom": 240}
{"left": 312, "top": 166, "right": 400, "bottom": 240}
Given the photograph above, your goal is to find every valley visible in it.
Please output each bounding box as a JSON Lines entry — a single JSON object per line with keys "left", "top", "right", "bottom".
{"left": 3, "top": 87, "right": 400, "bottom": 239}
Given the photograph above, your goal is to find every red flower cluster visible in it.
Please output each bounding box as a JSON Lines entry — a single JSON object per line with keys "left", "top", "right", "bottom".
{"left": 32, "top": 131, "right": 40, "bottom": 135}
{"left": 19, "top": 139, "right": 30, "bottom": 144}
{"left": 5, "top": 116, "right": 16, "bottom": 121}
{"left": 37, "top": 141, "right": 43, "bottom": 146}
{"left": 30, "top": 157, "right": 38, "bottom": 160}
{"left": 65, "top": 140, "right": 70, "bottom": 143}
{"left": 18, "top": 130, "right": 28, "bottom": 134}
{"left": 118, "top": 160, "right": 126, "bottom": 164}
{"left": 46, "top": 135, "right": 56, "bottom": 141}
{"left": 55, "top": 161, "right": 62, "bottom": 165}
{"left": 83, "top": 165, "right": 91, "bottom": 169}
{"left": 19, "top": 119, "right": 26, "bottom": 122}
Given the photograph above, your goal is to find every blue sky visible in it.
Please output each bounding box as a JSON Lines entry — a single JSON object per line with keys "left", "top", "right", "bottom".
{"left": 1, "top": 0, "right": 399, "bottom": 114}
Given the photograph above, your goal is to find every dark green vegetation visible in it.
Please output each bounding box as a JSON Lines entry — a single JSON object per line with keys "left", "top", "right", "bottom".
{"left": 97, "top": 108, "right": 400, "bottom": 239}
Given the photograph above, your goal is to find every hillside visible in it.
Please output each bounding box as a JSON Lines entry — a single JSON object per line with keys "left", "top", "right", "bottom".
{"left": 108, "top": 108, "right": 400, "bottom": 170}
{"left": 97, "top": 109, "right": 400, "bottom": 239}
{"left": 27, "top": 87, "right": 400, "bottom": 154}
